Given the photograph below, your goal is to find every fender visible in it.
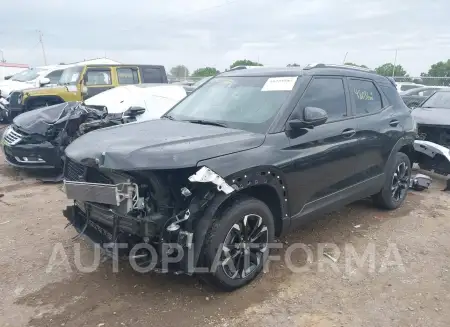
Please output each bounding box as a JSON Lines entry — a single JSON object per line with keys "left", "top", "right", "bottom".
{"left": 414, "top": 140, "right": 450, "bottom": 175}
{"left": 384, "top": 134, "right": 415, "bottom": 174}
{"left": 190, "top": 165, "right": 290, "bottom": 269}
{"left": 414, "top": 140, "right": 450, "bottom": 162}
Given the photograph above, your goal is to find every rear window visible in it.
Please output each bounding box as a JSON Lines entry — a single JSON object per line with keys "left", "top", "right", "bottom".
{"left": 141, "top": 67, "right": 164, "bottom": 83}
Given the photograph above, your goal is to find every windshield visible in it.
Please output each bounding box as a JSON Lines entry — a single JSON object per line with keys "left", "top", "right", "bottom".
{"left": 10, "top": 68, "right": 43, "bottom": 82}
{"left": 165, "top": 76, "right": 296, "bottom": 133}
{"left": 421, "top": 91, "right": 450, "bottom": 109}
{"left": 58, "top": 66, "right": 83, "bottom": 85}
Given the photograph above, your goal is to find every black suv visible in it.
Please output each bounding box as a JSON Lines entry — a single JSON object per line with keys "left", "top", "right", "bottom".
{"left": 62, "top": 64, "right": 415, "bottom": 291}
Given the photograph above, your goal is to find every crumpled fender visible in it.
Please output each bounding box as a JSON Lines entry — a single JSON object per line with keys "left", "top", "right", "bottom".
{"left": 414, "top": 140, "right": 450, "bottom": 162}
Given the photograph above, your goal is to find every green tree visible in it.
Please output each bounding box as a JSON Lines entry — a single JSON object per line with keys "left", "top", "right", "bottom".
{"left": 230, "top": 59, "right": 263, "bottom": 69}
{"left": 422, "top": 60, "right": 450, "bottom": 86}
{"left": 191, "top": 67, "right": 220, "bottom": 77}
{"left": 287, "top": 63, "right": 300, "bottom": 67}
{"left": 344, "top": 62, "right": 368, "bottom": 68}
{"left": 170, "top": 65, "right": 189, "bottom": 79}
{"left": 375, "top": 63, "right": 407, "bottom": 77}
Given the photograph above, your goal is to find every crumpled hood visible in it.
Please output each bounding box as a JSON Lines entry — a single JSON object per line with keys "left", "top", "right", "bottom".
{"left": 412, "top": 107, "right": 450, "bottom": 126}
{"left": 13, "top": 102, "right": 87, "bottom": 135}
{"left": 65, "top": 119, "right": 265, "bottom": 170}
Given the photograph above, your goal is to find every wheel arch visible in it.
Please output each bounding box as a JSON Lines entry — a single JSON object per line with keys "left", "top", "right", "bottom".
{"left": 191, "top": 166, "right": 290, "bottom": 267}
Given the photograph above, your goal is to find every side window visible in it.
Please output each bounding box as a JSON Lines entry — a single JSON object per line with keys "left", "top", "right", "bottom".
{"left": 141, "top": 67, "right": 163, "bottom": 83}
{"left": 401, "top": 84, "right": 417, "bottom": 91}
{"left": 85, "top": 69, "right": 112, "bottom": 86}
{"left": 348, "top": 79, "right": 383, "bottom": 115}
{"left": 117, "top": 68, "right": 139, "bottom": 85}
{"left": 300, "top": 77, "right": 347, "bottom": 121}
{"left": 45, "top": 70, "right": 63, "bottom": 84}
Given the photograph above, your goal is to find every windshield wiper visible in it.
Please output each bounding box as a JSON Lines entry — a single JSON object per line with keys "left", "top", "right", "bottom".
{"left": 185, "top": 119, "right": 228, "bottom": 128}
{"left": 161, "top": 114, "right": 176, "bottom": 120}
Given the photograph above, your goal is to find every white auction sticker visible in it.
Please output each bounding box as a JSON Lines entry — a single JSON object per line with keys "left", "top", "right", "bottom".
{"left": 261, "top": 76, "right": 298, "bottom": 91}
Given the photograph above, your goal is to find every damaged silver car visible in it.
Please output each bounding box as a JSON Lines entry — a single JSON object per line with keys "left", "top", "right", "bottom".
{"left": 412, "top": 88, "right": 450, "bottom": 176}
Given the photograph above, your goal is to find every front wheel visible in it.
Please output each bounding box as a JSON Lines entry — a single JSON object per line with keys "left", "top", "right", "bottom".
{"left": 201, "top": 196, "right": 275, "bottom": 291}
{"left": 373, "top": 152, "right": 411, "bottom": 210}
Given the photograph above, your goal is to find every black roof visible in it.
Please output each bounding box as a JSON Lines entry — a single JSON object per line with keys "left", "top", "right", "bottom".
{"left": 220, "top": 64, "right": 387, "bottom": 83}
{"left": 80, "top": 64, "right": 165, "bottom": 68}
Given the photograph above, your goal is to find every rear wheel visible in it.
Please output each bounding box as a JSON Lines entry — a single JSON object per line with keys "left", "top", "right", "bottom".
{"left": 201, "top": 196, "right": 275, "bottom": 291}
{"left": 373, "top": 152, "right": 411, "bottom": 210}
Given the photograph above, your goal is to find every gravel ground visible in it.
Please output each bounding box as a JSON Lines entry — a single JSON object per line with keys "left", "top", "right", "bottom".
{"left": 0, "top": 147, "right": 449, "bottom": 327}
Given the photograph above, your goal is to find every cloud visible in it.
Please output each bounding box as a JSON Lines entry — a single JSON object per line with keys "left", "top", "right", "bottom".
{"left": 1, "top": 0, "right": 450, "bottom": 75}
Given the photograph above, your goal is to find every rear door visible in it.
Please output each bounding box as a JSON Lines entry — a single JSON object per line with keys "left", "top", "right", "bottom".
{"left": 82, "top": 67, "right": 114, "bottom": 100}
{"left": 286, "top": 76, "right": 362, "bottom": 223}
{"left": 347, "top": 77, "right": 401, "bottom": 184}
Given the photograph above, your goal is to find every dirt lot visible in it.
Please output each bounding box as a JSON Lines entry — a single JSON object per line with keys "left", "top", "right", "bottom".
{"left": 1, "top": 147, "right": 450, "bottom": 327}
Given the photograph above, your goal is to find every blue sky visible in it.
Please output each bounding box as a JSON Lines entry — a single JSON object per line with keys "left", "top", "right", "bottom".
{"left": 1, "top": 0, "right": 449, "bottom": 75}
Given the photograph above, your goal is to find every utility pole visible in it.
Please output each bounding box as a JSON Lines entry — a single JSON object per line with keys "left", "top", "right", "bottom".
{"left": 37, "top": 30, "right": 47, "bottom": 65}
{"left": 342, "top": 52, "right": 348, "bottom": 64}
{"left": 0, "top": 49, "right": 5, "bottom": 63}
{"left": 392, "top": 49, "right": 398, "bottom": 77}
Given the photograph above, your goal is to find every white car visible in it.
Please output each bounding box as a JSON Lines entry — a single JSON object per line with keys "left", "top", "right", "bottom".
{"left": 0, "top": 66, "right": 65, "bottom": 99}
{"left": 396, "top": 82, "right": 425, "bottom": 94}
{"left": 84, "top": 83, "right": 187, "bottom": 122}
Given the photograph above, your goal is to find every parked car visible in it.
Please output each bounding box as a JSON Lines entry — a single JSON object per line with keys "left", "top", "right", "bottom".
{"left": 61, "top": 64, "right": 415, "bottom": 291}
{"left": 401, "top": 86, "right": 448, "bottom": 108}
{"left": 0, "top": 65, "right": 65, "bottom": 99}
{"left": 4, "top": 64, "right": 168, "bottom": 121}
{"left": 396, "top": 82, "right": 425, "bottom": 94}
{"left": 411, "top": 88, "right": 450, "bottom": 175}
{"left": 1, "top": 84, "right": 186, "bottom": 170}
{"left": 183, "top": 76, "right": 214, "bottom": 94}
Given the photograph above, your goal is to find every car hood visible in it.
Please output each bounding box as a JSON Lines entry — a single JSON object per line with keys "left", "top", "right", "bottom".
{"left": 65, "top": 119, "right": 265, "bottom": 170}
{"left": 13, "top": 102, "right": 92, "bottom": 135}
{"left": 0, "top": 80, "right": 35, "bottom": 96}
{"left": 412, "top": 107, "right": 450, "bottom": 126}
{"left": 23, "top": 85, "right": 69, "bottom": 95}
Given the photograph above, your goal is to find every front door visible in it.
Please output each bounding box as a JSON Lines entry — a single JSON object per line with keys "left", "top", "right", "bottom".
{"left": 82, "top": 67, "right": 114, "bottom": 100}
{"left": 284, "top": 76, "right": 361, "bottom": 225}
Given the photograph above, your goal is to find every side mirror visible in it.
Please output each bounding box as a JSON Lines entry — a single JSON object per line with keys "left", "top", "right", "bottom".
{"left": 122, "top": 106, "right": 146, "bottom": 119}
{"left": 39, "top": 77, "right": 50, "bottom": 86}
{"left": 288, "top": 106, "right": 328, "bottom": 129}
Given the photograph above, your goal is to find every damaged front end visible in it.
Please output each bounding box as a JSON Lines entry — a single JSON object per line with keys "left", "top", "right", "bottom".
{"left": 1, "top": 102, "right": 122, "bottom": 169}
{"left": 62, "top": 159, "right": 236, "bottom": 273}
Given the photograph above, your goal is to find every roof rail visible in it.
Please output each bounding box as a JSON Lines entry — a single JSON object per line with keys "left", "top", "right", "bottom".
{"left": 303, "top": 63, "right": 376, "bottom": 73}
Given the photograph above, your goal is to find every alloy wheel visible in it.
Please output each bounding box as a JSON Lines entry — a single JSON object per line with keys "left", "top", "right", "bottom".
{"left": 391, "top": 162, "right": 410, "bottom": 202}
{"left": 220, "top": 214, "right": 269, "bottom": 279}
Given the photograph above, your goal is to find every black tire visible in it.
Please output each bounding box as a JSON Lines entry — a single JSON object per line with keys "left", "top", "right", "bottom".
{"left": 373, "top": 152, "right": 411, "bottom": 210}
{"left": 201, "top": 196, "right": 275, "bottom": 291}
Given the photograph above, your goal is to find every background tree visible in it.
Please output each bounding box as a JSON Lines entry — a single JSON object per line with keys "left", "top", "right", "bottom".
{"left": 191, "top": 67, "right": 220, "bottom": 77}
{"left": 344, "top": 62, "right": 368, "bottom": 68}
{"left": 287, "top": 63, "right": 300, "bottom": 67}
{"left": 375, "top": 63, "right": 407, "bottom": 77}
{"left": 230, "top": 59, "right": 263, "bottom": 69}
{"left": 170, "top": 65, "right": 189, "bottom": 79}
{"left": 421, "top": 60, "right": 450, "bottom": 86}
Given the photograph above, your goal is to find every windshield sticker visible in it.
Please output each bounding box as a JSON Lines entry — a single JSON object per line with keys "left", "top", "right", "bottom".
{"left": 354, "top": 88, "right": 374, "bottom": 101}
{"left": 261, "top": 77, "right": 298, "bottom": 91}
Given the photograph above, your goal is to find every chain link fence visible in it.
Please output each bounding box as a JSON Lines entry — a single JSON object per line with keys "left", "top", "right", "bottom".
{"left": 394, "top": 76, "right": 450, "bottom": 87}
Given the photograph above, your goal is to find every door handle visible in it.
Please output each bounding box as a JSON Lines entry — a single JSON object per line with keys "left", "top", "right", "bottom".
{"left": 341, "top": 128, "right": 356, "bottom": 138}
{"left": 389, "top": 119, "right": 400, "bottom": 127}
